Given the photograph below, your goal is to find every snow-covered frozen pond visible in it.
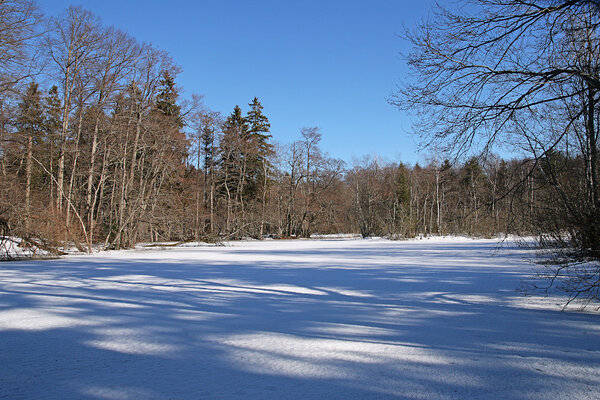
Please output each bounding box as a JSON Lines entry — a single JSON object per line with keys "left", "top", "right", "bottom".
{"left": 0, "top": 238, "right": 598, "bottom": 399}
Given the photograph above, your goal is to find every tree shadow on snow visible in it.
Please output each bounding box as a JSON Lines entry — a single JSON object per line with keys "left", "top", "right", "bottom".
{"left": 0, "top": 240, "right": 598, "bottom": 399}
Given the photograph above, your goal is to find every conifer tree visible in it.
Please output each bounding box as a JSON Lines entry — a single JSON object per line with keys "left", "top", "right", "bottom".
{"left": 199, "top": 112, "right": 219, "bottom": 236}
{"left": 225, "top": 105, "right": 247, "bottom": 134}
{"left": 17, "top": 82, "right": 44, "bottom": 142}
{"left": 155, "top": 70, "right": 182, "bottom": 127}
{"left": 219, "top": 104, "right": 247, "bottom": 194}
{"left": 217, "top": 105, "right": 248, "bottom": 234}
{"left": 245, "top": 97, "right": 274, "bottom": 235}
{"left": 246, "top": 97, "right": 271, "bottom": 149}
{"left": 16, "top": 81, "right": 44, "bottom": 228}
{"left": 44, "top": 85, "right": 62, "bottom": 213}
{"left": 245, "top": 97, "right": 274, "bottom": 174}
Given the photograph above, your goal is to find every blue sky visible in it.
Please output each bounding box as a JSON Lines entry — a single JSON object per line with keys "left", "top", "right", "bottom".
{"left": 37, "top": 0, "right": 436, "bottom": 165}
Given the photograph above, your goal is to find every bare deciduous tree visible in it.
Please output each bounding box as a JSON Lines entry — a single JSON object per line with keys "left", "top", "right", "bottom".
{"left": 0, "top": 0, "right": 42, "bottom": 94}
{"left": 392, "top": 0, "right": 600, "bottom": 305}
{"left": 46, "top": 6, "right": 102, "bottom": 214}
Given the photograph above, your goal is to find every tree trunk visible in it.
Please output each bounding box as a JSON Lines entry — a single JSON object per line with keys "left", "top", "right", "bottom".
{"left": 24, "top": 134, "right": 33, "bottom": 230}
{"left": 586, "top": 85, "right": 599, "bottom": 251}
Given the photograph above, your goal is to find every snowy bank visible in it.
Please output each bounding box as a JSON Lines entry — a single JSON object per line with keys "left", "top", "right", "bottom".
{"left": 0, "top": 237, "right": 51, "bottom": 260}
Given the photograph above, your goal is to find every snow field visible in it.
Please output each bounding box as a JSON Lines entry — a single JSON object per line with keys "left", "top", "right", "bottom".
{"left": 0, "top": 238, "right": 598, "bottom": 399}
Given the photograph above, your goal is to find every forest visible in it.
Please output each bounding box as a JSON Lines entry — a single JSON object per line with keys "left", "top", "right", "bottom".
{"left": 0, "top": 0, "right": 598, "bottom": 280}
{"left": 2, "top": 4, "right": 600, "bottom": 398}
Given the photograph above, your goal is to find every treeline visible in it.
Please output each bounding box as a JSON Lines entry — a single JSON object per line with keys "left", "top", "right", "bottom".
{"left": 393, "top": 0, "right": 600, "bottom": 305}
{"left": 0, "top": 1, "right": 584, "bottom": 251}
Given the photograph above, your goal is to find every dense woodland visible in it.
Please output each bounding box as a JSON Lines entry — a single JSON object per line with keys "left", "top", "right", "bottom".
{"left": 0, "top": 0, "right": 598, "bottom": 290}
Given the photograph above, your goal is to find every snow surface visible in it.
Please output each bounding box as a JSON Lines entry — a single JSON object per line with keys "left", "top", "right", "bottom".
{"left": 0, "top": 237, "right": 598, "bottom": 399}
{"left": 0, "top": 237, "right": 50, "bottom": 260}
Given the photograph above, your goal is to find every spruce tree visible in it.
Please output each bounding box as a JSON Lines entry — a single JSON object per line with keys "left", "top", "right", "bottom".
{"left": 16, "top": 82, "right": 44, "bottom": 228}
{"left": 45, "top": 86, "right": 62, "bottom": 140}
{"left": 17, "top": 82, "right": 44, "bottom": 142}
{"left": 225, "top": 105, "right": 248, "bottom": 134}
{"left": 221, "top": 105, "right": 249, "bottom": 184}
{"left": 218, "top": 106, "right": 246, "bottom": 200}
{"left": 245, "top": 97, "right": 274, "bottom": 189}
{"left": 246, "top": 97, "right": 271, "bottom": 148}
{"left": 44, "top": 85, "right": 62, "bottom": 211}
{"left": 155, "top": 70, "right": 182, "bottom": 127}
{"left": 246, "top": 97, "right": 274, "bottom": 237}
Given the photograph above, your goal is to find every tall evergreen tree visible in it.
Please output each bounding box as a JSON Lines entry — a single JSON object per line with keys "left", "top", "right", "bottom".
{"left": 43, "top": 85, "right": 62, "bottom": 212}
{"left": 45, "top": 86, "right": 61, "bottom": 141}
{"left": 17, "top": 82, "right": 44, "bottom": 141}
{"left": 246, "top": 97, "right": 271, "bottom": 148}
{"left": 224, "top": 105, "right": 247, "bottom": 134}
{"left": 245, "top": 97, "right": 274, "bottom": 236}
{"left": 216, "top": 105, "right": 248, "bottom": 234}
{"left": 199, "top": 112, "right": 219, "bottom": 236}
{"left": 155, "top": 70, "right": 182, "bottom": 127}
{"left": 16, "top": 81, "right": 44, "bottom": 228}
{"left": 245, "top": 97, "right": 274, "bottom": 188}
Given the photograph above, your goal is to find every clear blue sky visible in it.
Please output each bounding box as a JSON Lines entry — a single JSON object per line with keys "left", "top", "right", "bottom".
{"left": 37, "top": 0, "right": 435, "bottom": 165}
